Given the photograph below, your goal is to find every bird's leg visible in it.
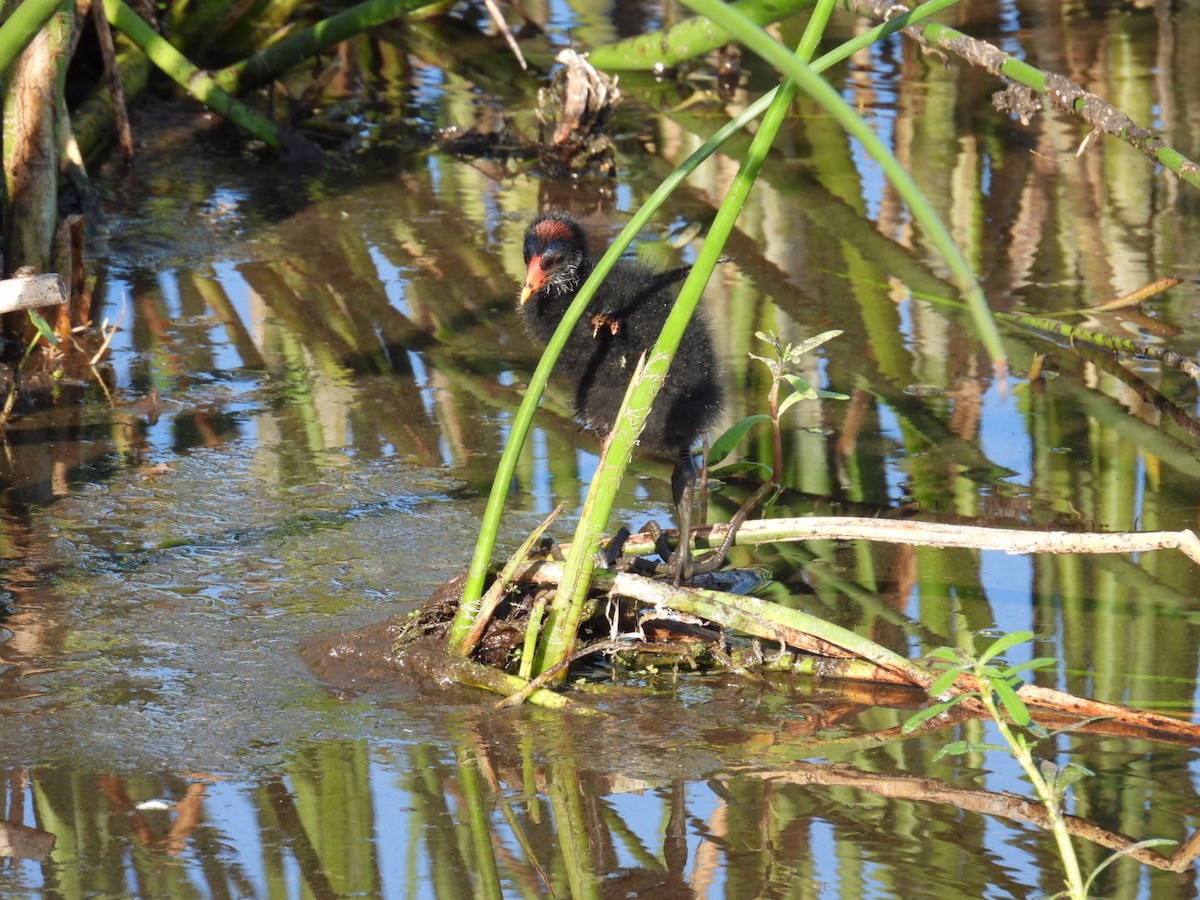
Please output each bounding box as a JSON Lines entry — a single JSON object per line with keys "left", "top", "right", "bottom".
{"left": 663, "top": 448, "right": 771, "bottom": 581}
{"left": 639, "top": 449, "right": 717, "bottom": 582}
{"left": 666, "top": 448, "right": 698, "bottom": 583}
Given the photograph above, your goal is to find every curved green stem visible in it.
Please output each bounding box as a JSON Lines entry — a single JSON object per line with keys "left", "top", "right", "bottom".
{"left": 0, "top": 0, "right": 63, "bottom": 74}
{"left": 680, "top": 0, "right": 1005, "bottom": 375}
{"left": 981, "top": 690, "right": 1086, "bottom": 898}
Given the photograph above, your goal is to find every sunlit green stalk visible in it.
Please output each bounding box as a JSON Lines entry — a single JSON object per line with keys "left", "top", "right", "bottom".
{"left": 103, "top": 0, "right": 286, "bottom": 149}
{"left": 681, "top": 0, "right": 1006, "bottom": 373}
{"left": 212, "top": 0, "right": 433, "bottom": 94}
{"left": 587, "top": 0, "right": 813, "bottom": 71}
{"left": 532, "top": 1, "right": 839, "bottom": 678}
{"left": 0, "top": 0, "right": 61, "bottom": 74}
{"left": 451, "top": 0, "right": 968, "bottom": 648}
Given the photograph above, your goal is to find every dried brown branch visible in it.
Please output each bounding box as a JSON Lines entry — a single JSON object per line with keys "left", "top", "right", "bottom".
{"left": 91, "top": 0, "right": 133, "bottom": 159}
{"left": 517, "top": 557, "right": 1200, "bottom": 743}
{"left": 626, "top": 516, "right": 1200, "bottom": 567}
{"left": 0, "top": 273, "right": 66, "bottom": 315}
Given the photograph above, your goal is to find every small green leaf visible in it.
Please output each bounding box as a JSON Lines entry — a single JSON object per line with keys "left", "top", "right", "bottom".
{"left": 901, "top": 695, "right": 970, "bottom": 732}
{"left": 901, "top": 706, "right": 944, "bottom": 733}
{"left": 978, "top": 630, "right": 1034, "bottom": 664}
{"left": 933, "top": 740, "right": 1008, "bottom": 760}
{"left": 781, "top": 373, "right": 819, "bottom": 398}
{"left": 754, "top": 331, "right": 781, "bottom": 350}
{"left": 786, "top": 329, "right": 844, "bottom": 360}
{"left": 814, "top": 388, "right": 850, "bottom": 401}
{"left": 708, "top": 461, "right": 774, "bottom": 479}
{"left": 1056, "top": 761, "right": 1093, "bottom": 786}
{"left": 991, "top": 678, "right": 1031, "bottom": 726}
{"left": 1024, "top": 721, "right": 1051, "bottom": 740}
{"left": 27, "top": 309, "right": 58, "bottom": 345}
{"left": 934, "top": 740, "right": 972, "bottom": 757}
{"left": 928, "top": 667, "right": 963, "bottom": 697}
{"left": 708, "top": 415, "right": 771, "bottom": 463}
{"left": 777, "top": 389, "right": 816, "bottom": 418}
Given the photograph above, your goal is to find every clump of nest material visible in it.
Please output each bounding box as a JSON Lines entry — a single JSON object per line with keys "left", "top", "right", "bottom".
{"left": 436, "top": 49, "right": 621, "bottom": 179}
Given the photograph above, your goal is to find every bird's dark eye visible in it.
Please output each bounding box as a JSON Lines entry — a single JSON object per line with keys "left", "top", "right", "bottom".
{"left": 541, "top": 250, "right": 561, "bottom": 268}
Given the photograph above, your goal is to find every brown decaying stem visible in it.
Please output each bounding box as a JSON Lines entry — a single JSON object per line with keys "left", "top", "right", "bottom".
{"left": 91, "top": 0, "right": 133, "bottom": 159}
{"left": 500, "top": 514, "right": 1200, "bottom": 741}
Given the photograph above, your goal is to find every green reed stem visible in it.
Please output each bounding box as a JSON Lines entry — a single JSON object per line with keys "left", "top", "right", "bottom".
{"left": 103, "top": 0, "right": 286, "bottom": 149}
{"left": 0, "top": 0, "right": 63, "bottom": 74}
{"left": 682, "top": 0, "right": 1005, "bottom": 374}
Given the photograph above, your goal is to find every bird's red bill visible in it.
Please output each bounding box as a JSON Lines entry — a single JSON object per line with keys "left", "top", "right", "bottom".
{"left": 520, "top": 256, "right": 546, "bottom": 305}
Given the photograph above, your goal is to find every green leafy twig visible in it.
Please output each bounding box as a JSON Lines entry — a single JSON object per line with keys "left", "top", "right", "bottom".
{"left": 1, "top": 310, "right": 59, "bottom": 426}
{"left": 904, "top": 632, "right": 1177, "bottom": 899}
{"left": 905, "top": 633, "right": 1086, "bottom": 896}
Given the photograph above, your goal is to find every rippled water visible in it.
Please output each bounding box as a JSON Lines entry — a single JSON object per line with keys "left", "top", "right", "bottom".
{"left": 3, "top": 0, "right": 1200, "bottom": 897}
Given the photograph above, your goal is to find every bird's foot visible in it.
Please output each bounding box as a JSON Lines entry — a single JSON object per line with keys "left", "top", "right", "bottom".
{"left": 590, "top": 312, "right": 620, "bottom": 338}
{"left": 596, "top": 527, "right": 632, "bottom": 569}
{"left": 628, "top": 520, "right": 711, "bottom": 584}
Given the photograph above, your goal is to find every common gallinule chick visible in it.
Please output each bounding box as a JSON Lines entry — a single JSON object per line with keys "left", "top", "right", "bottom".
{"left": 517, "top": 211, "right": 723, "bottom": 579}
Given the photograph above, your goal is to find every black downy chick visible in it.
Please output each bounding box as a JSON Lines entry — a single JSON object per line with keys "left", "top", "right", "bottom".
{"left": 517, "top": 211, "right": 724, "bottom": 579}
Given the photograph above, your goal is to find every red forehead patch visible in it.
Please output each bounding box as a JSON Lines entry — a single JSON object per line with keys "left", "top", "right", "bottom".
{"left": 534, "top": 218, "right": 574, "bottom": 244}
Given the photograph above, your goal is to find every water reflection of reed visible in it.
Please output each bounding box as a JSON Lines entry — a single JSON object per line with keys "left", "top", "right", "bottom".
{"left": 8, "top": 690, "right": 1198, "bottom": 898}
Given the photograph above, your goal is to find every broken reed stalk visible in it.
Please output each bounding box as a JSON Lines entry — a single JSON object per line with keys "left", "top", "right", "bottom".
{"left": 0, "top": 275, "right": 66, "bottom": 315}
{"left": 453, "top": 502, "right": 563, "bottom": 657}
{"left": 619, "top": 516, "right": 1200, "bottom": 566}
{"left": 998, "top": 310, "right": 1200, "bottom": 384}
{"left": 483, "top": 517, "right": 1200, "bottom": 730}
{"left": 514, "top": 553, "right": 1200, "bottom": 743}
